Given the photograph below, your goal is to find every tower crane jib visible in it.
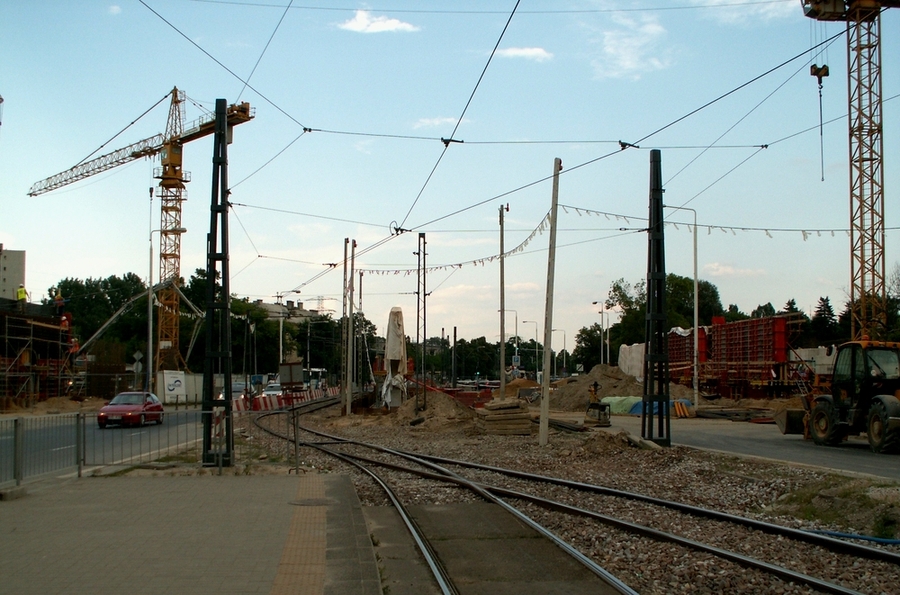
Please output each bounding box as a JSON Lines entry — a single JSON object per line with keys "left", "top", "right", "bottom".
{"left": 28, "top": 87, "right": 253, "bottom": 374}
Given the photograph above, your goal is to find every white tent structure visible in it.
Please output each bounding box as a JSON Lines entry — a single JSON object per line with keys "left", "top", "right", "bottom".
{"left": 380, "top": 307, "right": 407, "bottom": 408}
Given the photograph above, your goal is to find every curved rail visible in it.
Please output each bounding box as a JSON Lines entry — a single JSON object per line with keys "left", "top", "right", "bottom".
{"left": 253, "top": 408, "right": 458, "bottom": 595}
{"left": 290, "top": 418, "right": 882, "bottom": 595}
{"left": 402, "top": 452, "right": 900, "bottom": 566}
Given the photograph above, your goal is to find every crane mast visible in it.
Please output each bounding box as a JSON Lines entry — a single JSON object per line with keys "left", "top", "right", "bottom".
{"left": 156, "top": 89, "right": 189, "bottom": 371}
{"left": 802, "top": 0, "right": 898, "bottom": 338}
{"left": 29, "top": 87, "right": 253, "bottom": 375}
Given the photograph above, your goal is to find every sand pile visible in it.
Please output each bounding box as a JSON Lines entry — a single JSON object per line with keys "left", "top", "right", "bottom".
{"left": 552, "top": 364, "right": 694, "bottom": 412}
{"left": 493, "top": 377, "right": 539, "bottom": 399}
{"left": 394, "top": 390, "right": 475, "bottom": 430}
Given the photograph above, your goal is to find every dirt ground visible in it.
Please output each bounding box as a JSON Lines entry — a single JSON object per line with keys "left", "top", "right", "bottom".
{"left": 2, "top": 396, "right": 108, "bottom": 416}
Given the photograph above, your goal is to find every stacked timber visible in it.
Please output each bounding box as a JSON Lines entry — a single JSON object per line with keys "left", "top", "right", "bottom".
{"left": 475, "top": 399, "right": 532, "bottom": 435}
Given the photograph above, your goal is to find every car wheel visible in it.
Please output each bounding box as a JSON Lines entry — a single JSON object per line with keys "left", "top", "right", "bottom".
{"left": 811, "top": 401, "right": 844, "bottom": 446}
{"left": 157, "top": 413, "right": 164, "bottom": 425}
{"left": 139, "top": 414, "right": 146, "bottom": 427}
{"left": 867, "top": 401, "right": 900, "bottom": 454}
{"left": 98, "top": 421, "right": 106, "bottom": 429}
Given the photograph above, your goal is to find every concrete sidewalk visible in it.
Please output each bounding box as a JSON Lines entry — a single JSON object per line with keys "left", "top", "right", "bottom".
{"left": 0, "top": 473, "right": 380, "bottom": 595}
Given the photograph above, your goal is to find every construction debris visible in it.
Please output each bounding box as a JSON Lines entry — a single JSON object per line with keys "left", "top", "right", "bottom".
{"left": 475, "top": 399, "right": 532, "bottom": 435}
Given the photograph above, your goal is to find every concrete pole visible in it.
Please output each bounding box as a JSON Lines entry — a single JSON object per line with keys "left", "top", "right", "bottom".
{"left": 499, "top": 204, "right": 507, "bottom": 401}
{"left": 539, "top": 158, "right": 562, "bottom": 446}
{"left": 346, "top": 239, "right": 356, "bottom": 416}
{"left": 341, "top": 238, "right": 348, "bottom": 412}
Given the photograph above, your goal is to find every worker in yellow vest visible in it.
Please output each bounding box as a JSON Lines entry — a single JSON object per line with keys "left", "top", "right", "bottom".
{"left": 16, "top": 284, "right": 27, "bottom": 313}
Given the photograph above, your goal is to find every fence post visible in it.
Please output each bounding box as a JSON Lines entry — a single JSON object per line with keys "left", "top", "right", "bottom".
{"left": 76, "top": 413, "right": 84, "bottom": 478}
{"left": 293, "top": 408, "right": 300, "bottom": 472}
{"left": 14, "top": 418, "right": 24, "bottom": 486}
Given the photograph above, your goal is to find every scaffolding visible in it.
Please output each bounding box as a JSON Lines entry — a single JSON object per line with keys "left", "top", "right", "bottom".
{"left": 0, "top": 309, "right": 75, "bottom": 411}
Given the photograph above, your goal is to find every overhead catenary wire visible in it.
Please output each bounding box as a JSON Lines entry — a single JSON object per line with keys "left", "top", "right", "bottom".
{"left": 237, "top": 0, "right": 294, "bottom": 101}
{"left": 396, "top": 0, "right": 521, "bottom": 230}
{"left": 187, "top": 0, "right": 796, "bottom": 16}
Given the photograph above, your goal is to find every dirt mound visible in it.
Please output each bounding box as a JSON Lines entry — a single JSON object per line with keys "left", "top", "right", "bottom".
{"left": 552, "top": 364, "right": 694, "bottom": 411}
{"left": 395, "top": 390, "right": 474, "bottom": 430}
{"left": 493, "top": 377, "right": 539, "bottom": 399}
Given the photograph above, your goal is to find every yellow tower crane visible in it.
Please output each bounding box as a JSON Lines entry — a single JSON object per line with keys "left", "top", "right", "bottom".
{"left": 802, "top": 1, "right": 899, "bottom": 339}
{"left": 29, "top": 87, "right": 253, "bottom": 373}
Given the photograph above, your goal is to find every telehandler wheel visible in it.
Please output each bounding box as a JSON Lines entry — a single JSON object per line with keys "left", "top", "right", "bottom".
{"left": 867, "top": 401, "right": 900, "bottom": 454}
{"left": 811, "top": 401, "right": 844, "bottom": 446}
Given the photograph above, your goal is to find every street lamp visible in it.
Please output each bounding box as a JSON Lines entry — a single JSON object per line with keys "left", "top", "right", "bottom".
{"left": 522, "top": 320, "right": 539, "bottom": 377}
{"left": 148, "top": 226, "right": 186, "bottom": 393}
{"left": 275, "top": 290, "right": 301, "bottom": 364}
{"left": 552, "top": 328, "right": 566, "bottom": 377}
{"left": 499, "top": 309, "right": 519, "bottom": 354}
{"left": 591, "top": 301, "right": 608, "bottom": 366}
{"left": 664, "top": 204, "right": 699, "bottom": 407}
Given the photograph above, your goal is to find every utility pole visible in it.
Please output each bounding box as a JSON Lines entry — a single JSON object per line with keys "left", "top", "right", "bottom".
{"left": 642, "top": 149, "right": 671, "bottom": 447}
{"left": 346, "top": 239, "right": 356, "bottom": 416}
{"left": 415, "top": 233, "right": 427, "bottom": 411}
{"left": 498, "top": 204, "right": 508, "bottom": 401}
{"left": 201, "top": 98, "right": 234, "bottom": 467}
{"left": 539, "top": 158, "right": 562, "bottom": 446}
{"left": 341, "top": 238, "right": 349, "bottom": 413}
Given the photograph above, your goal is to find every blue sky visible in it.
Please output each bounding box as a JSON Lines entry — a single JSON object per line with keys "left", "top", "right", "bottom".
{"left": 2, "top": 1, "right": 899, "bottom": 356}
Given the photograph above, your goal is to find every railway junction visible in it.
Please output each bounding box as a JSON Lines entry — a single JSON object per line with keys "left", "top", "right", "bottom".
{"left": 3, "top": 392, "right": 900, "bottom": 595}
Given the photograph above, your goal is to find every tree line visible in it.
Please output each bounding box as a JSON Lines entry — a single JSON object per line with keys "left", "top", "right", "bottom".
{"left": 44, "top": 268, "right": 900, "bottom": 384}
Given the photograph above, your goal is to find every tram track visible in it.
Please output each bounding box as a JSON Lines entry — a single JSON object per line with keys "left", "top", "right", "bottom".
{"left": 251, "top": 401, "right": 899, "bottom": 594}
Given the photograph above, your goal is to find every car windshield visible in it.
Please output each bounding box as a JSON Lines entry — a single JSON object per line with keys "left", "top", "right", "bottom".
{"left": 110, "top": 393, "right": 143, "bottom": 405}
{"left": 265, "top": 385, "right": 280, "bottom": 392}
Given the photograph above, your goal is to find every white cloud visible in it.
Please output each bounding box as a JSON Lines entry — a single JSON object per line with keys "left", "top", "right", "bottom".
{"left": 413, "top": 117, "right": 458, "bottom": 129}
{"left": 704, "top": 262, "right": 766, "bottom": 278}
{"left": 590, "top": 14, "right": 670, "bottom": 80}
{"left": 108, "top": 5, "right": 121, "bottom": 15}
{"left": 338, "top": 10, "right": 419, "bottom": 33}
{"left": 496, "top": 47, "right": 553, "bottom": 62}
{"left": 689, "top": 0, "right": 795, "bottom": 25}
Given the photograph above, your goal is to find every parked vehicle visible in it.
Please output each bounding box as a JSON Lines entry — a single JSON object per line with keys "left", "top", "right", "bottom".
{"left": 98, "top": 392, "right": 164, "bottom": 428}
{"left": 779, "top": 340, "right": 900, "bottom": 453}
{"left": 810, "top": 340, "right": 900, "bottom": 453}
{"left": 262, "top": 383, "right": 282, "bottom": 397}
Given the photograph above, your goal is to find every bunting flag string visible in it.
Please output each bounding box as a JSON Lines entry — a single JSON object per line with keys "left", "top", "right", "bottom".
{"left": 556, "top": 203, "right": 890, "bottom": 241}
{"left": 357, "top": 211, "right": 552, "bottom": 276}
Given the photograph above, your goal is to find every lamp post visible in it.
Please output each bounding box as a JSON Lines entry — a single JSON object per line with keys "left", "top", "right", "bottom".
{"left": 148, "top": 226, "right": 186, "bottom": 393}
{"left": 664, "top": 204, "right": 699, "bottom": 407}
{"left": 499, "top": 308, "right": 519, "bottom": 355}
{"left": 591, "top": 301, "right": 608, "bottom": 366}
{"left": 274, "top": 290, "right": 301, "bottom": 365}
{"left": 522, "top": 320, "right": 538, "bottom": 377}
{"left": 552, "top": 328, "right": 566, "bottom": 377}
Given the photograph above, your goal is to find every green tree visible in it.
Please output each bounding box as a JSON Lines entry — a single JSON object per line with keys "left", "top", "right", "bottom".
{"left": 751, "top": 302, "right": 776, "bottom": 318}
{"left": 810, "top": 297, "right": 843, "bottom": 346}
{"left": 572, "top": 323, "right": 604, "bottom": 373}
{"left": 724, "top": 304, "right": 749, "bottom": 322}
{"left": 600, "top": 274, "right": 725, "bottom": 363}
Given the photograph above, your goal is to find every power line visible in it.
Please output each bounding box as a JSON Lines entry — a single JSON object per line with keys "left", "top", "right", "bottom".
{"left": 187, "top": 0, "right": 795, "bottom": 16}
{"left": 396, "top": 0, "right": 521, "bottom": 229}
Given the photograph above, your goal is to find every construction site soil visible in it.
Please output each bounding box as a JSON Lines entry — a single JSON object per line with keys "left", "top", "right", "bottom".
{"left": 11, "top": 367, "right": 899, "bottom": 552}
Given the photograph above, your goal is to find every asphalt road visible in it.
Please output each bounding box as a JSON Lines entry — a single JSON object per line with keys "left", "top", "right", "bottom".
{"left": 607, "top": 414, "right": 900, "bottom": 481}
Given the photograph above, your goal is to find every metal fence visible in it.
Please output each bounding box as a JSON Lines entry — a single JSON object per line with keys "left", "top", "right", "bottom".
{"left": 0, "top": 410, "right": 271, "bottom": 488}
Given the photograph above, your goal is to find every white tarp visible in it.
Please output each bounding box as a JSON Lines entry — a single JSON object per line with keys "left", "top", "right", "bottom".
{"left": 617, "top": 343, "right": 645, "bottom": 381}
{"left": 381, "top": 307, "right": 408, "bottom": 407}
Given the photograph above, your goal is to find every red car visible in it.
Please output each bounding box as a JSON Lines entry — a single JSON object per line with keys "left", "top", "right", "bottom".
{"left": 98, "top": 392, "right": 164, "bottom": 429}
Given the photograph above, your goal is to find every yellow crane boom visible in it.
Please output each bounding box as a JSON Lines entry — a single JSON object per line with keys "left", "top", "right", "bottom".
{"left": 29, "top": 87, "right": 253, "bottom": 377}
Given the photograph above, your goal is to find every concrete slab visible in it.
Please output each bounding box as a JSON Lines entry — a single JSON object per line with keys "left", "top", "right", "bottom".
{"left": 365, "top": 501, "right": 624, "bottom": 595}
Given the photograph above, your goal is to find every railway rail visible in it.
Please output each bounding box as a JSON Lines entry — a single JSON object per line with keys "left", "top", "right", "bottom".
{"left": 250, "top": 400, "right": 900, "bottom": 594}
